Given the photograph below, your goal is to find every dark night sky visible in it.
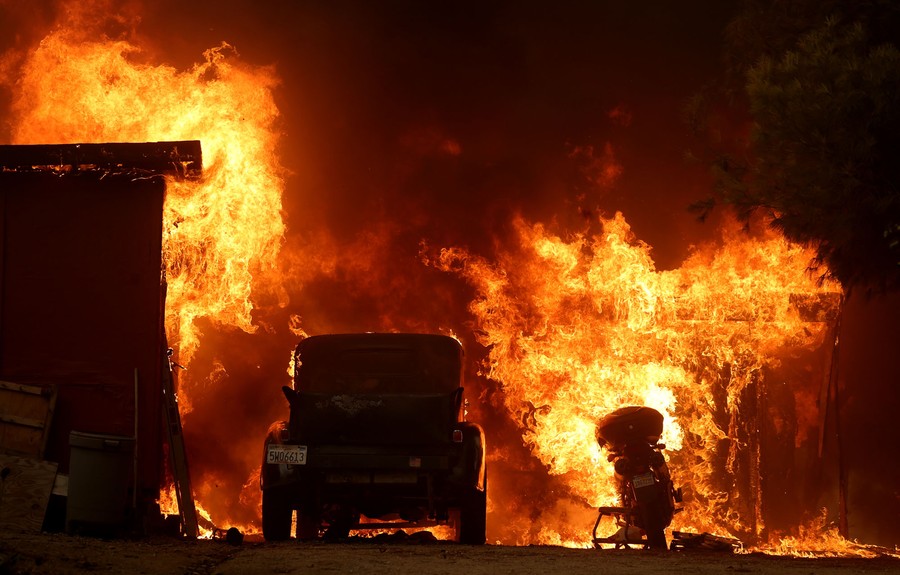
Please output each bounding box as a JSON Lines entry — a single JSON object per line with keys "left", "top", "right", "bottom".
{"left": 130, "top": 0, "right": 737, "bottom": 268}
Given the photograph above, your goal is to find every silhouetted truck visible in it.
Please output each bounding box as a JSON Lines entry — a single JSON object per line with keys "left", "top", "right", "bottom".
{"left": 260, "top": 333, "right": 487, "bottom": 543}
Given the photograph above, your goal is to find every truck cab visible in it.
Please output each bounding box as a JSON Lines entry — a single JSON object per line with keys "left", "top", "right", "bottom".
{"left": 260, "top": 333, "right": 487, "bottom": 543}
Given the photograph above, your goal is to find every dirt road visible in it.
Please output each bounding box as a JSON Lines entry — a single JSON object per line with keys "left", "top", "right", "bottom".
{"left": 2, "top": 530, "right": 900, "bottom": 575}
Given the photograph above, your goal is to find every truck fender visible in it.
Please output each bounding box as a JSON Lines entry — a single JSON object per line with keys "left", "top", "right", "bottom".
{"left": 457, "top": 421, "right": 487, "bottom": 491}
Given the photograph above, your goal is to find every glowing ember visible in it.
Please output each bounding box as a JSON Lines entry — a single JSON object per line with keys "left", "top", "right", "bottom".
{"left": 758, "top": 511, "right": 900, "bottom": 558}
{"left": 157, "top": 484, "right": 179, "bottom": 517}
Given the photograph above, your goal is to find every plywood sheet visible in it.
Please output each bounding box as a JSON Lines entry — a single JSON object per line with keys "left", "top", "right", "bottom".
{"left": 0, "top": 453, "right": 58, "bottom": 533}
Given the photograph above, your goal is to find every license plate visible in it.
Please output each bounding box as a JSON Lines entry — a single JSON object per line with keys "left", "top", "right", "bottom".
{"left": 632, "top": 472, "right": 656, "bottom": 489}
{"left": 266, "top": 444, "right": 307, "bottom": 465}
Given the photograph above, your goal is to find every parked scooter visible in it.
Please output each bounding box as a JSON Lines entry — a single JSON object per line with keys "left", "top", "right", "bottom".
{"left": 592, "top": 406, "right": 682, "bottom": 550}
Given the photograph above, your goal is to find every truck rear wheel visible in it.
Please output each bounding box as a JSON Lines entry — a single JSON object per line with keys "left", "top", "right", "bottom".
{"left": 457, "top": 488, "right": 487, "bottom": 544}
{"left": 457, "top": 470, "right": 487, "bottom": 545}
{"left": 262, "top": 487, "right": 292, "bottom": 541}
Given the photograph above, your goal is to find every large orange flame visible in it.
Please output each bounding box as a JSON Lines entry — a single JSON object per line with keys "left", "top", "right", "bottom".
{"left": 429, "top": 212, "right": 846, "bottom": 549}
{"left": 6, "top": 25, "right": 285, "bottom": 372}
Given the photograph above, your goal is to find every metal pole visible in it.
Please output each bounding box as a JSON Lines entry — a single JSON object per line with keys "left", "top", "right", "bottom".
{"left": 134, "top": 368, "right": 139, "bottom": 511}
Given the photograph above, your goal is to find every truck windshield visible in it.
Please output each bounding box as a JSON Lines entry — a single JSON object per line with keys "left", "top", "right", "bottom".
{"left": 296, "top": 337, "right": 462, "bottom": 394}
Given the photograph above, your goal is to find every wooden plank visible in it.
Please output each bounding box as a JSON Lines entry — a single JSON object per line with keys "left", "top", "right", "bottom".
{"left": 162, "top": 356, "right": 199, "bottom": 539}
{"left": 0, "top": 380, "right": 46, "bottom": 395}
{"left": 0, "top": 414, "right": 45, "bottom": 429}
{"left": 0, "top": 453, "right": 58, "bottom": 533}
{"left": 0, "top": 381, "right": 57, "bottom": 459}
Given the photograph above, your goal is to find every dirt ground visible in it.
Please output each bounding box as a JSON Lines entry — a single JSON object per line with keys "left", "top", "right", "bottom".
{"left": 2, "top": 529, "right": 900, "bottom": 575}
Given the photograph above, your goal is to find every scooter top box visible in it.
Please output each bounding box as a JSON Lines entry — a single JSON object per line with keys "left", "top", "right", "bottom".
{"left": 596, "top": 405, "right": 664, "bottom": 449}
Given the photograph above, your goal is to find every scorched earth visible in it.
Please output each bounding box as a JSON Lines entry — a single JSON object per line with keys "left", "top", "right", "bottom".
{"left": 2, "top": 530, "right": 900, "bottom": 575}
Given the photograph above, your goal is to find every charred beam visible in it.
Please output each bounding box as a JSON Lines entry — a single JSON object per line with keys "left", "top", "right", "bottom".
{"left": 0, "top": 141, "right": 202, "bottom": 178}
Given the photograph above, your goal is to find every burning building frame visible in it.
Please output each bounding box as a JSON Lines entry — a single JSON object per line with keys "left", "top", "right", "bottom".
{"left": 0, "top": 141, "right": 201, "bottom": 534}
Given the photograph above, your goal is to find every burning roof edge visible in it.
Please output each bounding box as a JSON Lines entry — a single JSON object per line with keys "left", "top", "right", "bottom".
{"left": 0, "top": 141, "right": 202, "bottom": 178}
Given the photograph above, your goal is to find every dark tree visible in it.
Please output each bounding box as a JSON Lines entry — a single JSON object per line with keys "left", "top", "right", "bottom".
{"left": 690, "top": 0, "right": 900, "bottom": 294}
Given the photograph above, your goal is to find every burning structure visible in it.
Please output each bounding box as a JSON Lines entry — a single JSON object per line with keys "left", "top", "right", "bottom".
{"left": 0, "top": 141, "right": 199, "bottom": 530}
{"left": 1, "top": 0, "right": 898, "bottom": 555}
{"left": 426, "top": 213, "right": 845, "bottom": 547}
